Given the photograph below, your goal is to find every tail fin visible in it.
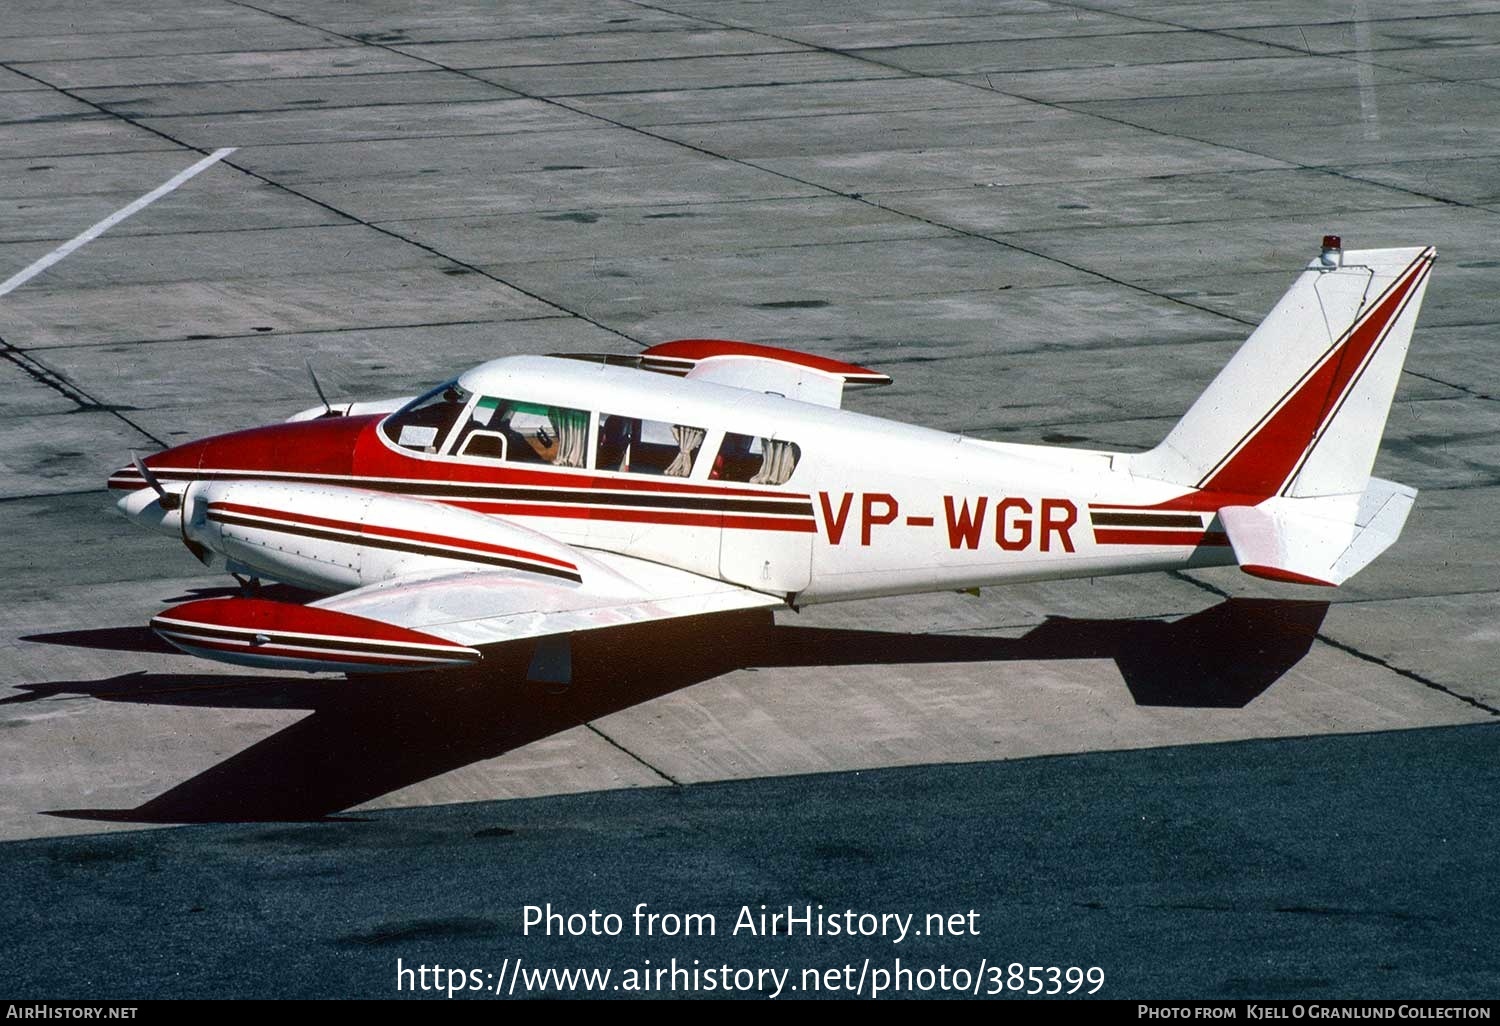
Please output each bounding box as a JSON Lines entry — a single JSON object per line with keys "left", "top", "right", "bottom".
{"left": 1132, "top": 241, "right": 1436, "bottom": 500}
{"left": 1131, "top": 240, "right": 1435, "bottom": 586}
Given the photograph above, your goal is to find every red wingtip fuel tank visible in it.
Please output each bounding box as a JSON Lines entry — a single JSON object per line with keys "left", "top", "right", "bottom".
{"left": 150, "top": 597, "right": 482, "bottom": 673}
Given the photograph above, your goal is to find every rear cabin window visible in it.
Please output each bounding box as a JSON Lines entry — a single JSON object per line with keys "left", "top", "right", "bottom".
{"left": 451, "top": 397, "right": 590, "bottom": 468}
{"left": 710, "top": 432, "right": 801, "bottom": 485}
{"left": 596, "top": 415, "right": 706, "bottom": 477}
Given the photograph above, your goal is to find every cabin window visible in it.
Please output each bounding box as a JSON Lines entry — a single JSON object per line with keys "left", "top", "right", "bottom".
{"left": 450, "top": 397, "right": 590, "bottom": 468}
{"left": 710, "top": 432, "right": 801, "bottom": 485}
{"left": 381, "top": 381, "right": 472, "bottom": 453}
{"left": 596, "top": 415, "right": 706, "bottom": 477}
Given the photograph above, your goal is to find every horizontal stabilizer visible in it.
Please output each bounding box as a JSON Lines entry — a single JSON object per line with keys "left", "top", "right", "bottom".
{"left": 551, "top": 339, "right": 889, "bottom": 408}
{"left": 654, "top": 339, "right": 891, "bottom": 407}
{"left": 1219, "top": 477, "right": 1416, "bottom": 587}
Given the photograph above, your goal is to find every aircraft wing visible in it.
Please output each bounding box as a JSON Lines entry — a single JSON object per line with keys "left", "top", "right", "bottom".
{"left": 150, "top": 547, "right": 782, "bottom": 675}
{"left": 312, "top": 550, "right": 783, "bottom": 650}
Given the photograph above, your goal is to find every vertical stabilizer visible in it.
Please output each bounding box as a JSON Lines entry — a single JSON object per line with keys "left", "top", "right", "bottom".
{"left": 1131, "top": 242, "right": 1435, "bottom": 500}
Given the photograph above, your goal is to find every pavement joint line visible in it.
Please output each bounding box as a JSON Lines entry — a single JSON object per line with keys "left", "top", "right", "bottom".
{"left": 228, "top": 0, "right": 1265, "bottom": 333}
{"left": 1324, "top": 165, "right": 1495, "bottom": 213}
{"left": 1402, "top": 370, "right": 1496, "bottom": 402}
{"left": 955, "top": 389, "right": 1478, "bottom": 436}
{"left": 1314, "top": 631, "right": 1500, "bottom": 718}
{"left": 439, "top": 47, "right": 817, "bottom": 71}
{"left": 1168, "top": 571, "right": 1500, "bottom": 717}
{"left": 1310, "top": 587, "right": 1500, "bottom": 607}
{"left": 593, "top": 99, "right": 1034, "bottom": 129}
{"left": 52, "top": 67, "right": 529, "bottom": 90}
{"left": 1421, "top": 479, "right": 1500, "bottom": 492}
{"left": 1168, "top": 569, "right": 1232, "bottom": 601}
{"left": 487, "top": 228, "right": 961, "bottom": 264}
{"left": 542, "top": 73, "right": 917, "bottom": 99}
{"left": 985, "top": 200, "right": 1445, "bottom": 239}
{"left": 0, "top": 487, "right": 109, "bottom": 504}
{"left": 1034, "top": 0, "right": 1500, "bottom": 211}
{"left": 804, "top": 27, "right": 1200, "bottom": 55}
{"left": 28, "top": 315, "right": 575, "bottom": 352}
{"left": 0, "top": 220, "right": 356, "bottom": 246}
{"left": 5, "top": 43, "right": 379, "bottom": 68}
{"left": 585, "top": 723, "right": 682, "bottom": 786}
{"left": 2, "top": 20, "right": 340, "bottom": 43}
{"left": 355, "top": 163, "right": 1421, "bottom": 229}
{"left": 0, "top": 145, "right": 186, "bottom": 162}
{"left": 367, "top": 190, "right": 845, "bottom": 225}
{"left": 0, "top": 62, "right": 645, "bottom": 351}
{"left": 218, "top": 154, "right": 649, "bottom": 346}
{"left": 140, "top": 122, "right": 612, "bottom": 154}
{"left": 366, "top": 29, "right": 815, "bottom": 48}
{"left": 100, "top": 95, "right": 532, "bottom": 120}
{"left": 1043, "top": 0, "right": 1490, "bottom": 64}
{"left": 0, "top": 147, "right": 235, "bottom": 298}
{"left": 640, "top": 0, "right": 1491, "bottom": 234}
{"left": 0, "top": 334, "right": 166, "bottom": 448}
{"left": 611, "top": 3, "right": 1285, "bottom": 328}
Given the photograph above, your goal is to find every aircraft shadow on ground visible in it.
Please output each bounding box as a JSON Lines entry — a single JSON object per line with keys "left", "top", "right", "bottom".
{"left": 13, "top": 597, "right": 1327, "bottom": 824}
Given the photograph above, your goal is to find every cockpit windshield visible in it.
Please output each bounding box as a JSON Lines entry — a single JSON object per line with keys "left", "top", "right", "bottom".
{"left": 381, "top": 381, "right": 472, "bottom": 453}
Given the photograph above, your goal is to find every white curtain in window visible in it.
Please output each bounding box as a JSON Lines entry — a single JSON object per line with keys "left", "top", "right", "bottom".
{"left": 665, "top": 424, "right": 706, "bottom": 477}
{"left": 550, "top": 408, "right": 589, "bottom": 467}
{"left": 750, "top": 437, "right": 797, "bottom": 485}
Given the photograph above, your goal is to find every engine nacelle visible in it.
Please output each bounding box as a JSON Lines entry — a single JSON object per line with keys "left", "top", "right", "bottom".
{"left": 181, "top": 479, "right": 584, "bottom": 594}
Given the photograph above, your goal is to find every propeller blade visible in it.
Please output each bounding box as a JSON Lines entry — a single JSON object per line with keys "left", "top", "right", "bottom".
{"left": 130, "top": 452, "right": 180, "bottom": 510}
{"left": 305, "top": 358, "right": 335, "bottom": 416}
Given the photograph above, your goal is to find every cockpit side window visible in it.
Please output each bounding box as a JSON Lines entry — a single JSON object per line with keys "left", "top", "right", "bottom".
{"left": 381, "top": 381, "right": 472, "bottom": 454}
{"left": 710, "top": 432, "right": 801, "bottom": 485}
{"left": 450, "top": 397, "right": 591, "bottom": 468}
{"left": 596, "top": 414, "right": 706, "bottom": 477}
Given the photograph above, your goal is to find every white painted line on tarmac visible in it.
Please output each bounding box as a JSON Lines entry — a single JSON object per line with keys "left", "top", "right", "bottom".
{"left": 0, "top": 146, "right": 237, "bottom": 298}
{"left": 1353, "top": 0, "right": 1381, "bottom": 141}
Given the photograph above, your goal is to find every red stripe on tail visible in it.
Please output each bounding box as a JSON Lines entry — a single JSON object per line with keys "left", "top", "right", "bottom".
{"left": 1200, "top": 252, "right": 1432, "bottom": 497}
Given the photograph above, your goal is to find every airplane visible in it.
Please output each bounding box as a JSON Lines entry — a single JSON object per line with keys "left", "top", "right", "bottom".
{"left": 109, "top": 238, "right": 1434, "bottom": 680}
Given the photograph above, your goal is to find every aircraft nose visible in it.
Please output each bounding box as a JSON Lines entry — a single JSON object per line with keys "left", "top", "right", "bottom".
{"left": 115, "top": 481, "right": 185, "bottom": 537}
{"left": 107, "top": 445, "right": 200, "bottom": 536}
{"left": 106, "top": 436, "right": 211, "bottom": 495}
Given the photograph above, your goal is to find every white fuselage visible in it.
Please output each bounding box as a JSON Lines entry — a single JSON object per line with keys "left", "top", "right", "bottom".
{"left": 118, "top": 356, "right": 1235, "bottom": 606}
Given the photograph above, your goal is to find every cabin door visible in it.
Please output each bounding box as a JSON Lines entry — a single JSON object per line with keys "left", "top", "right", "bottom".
{"left": 715, "top": 432, "right": 813, "bottom": 595}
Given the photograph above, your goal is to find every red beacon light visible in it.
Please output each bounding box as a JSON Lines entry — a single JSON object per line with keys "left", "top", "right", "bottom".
{"left": 1319, "top": 234, "right": 1343, "bottom": 269}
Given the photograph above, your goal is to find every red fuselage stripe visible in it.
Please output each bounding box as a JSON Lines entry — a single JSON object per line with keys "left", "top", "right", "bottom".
{"left": 446, "top": 500, "right": 816, "bottom": 532}
{"left": 166, "top": 635, "right": 470, "bottom": 666}
{"left": 208, "top": 501, "right": 578, "bottom": 570}
{"left": 1093, "top": 529, "right": 1231, "bottom": 547}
